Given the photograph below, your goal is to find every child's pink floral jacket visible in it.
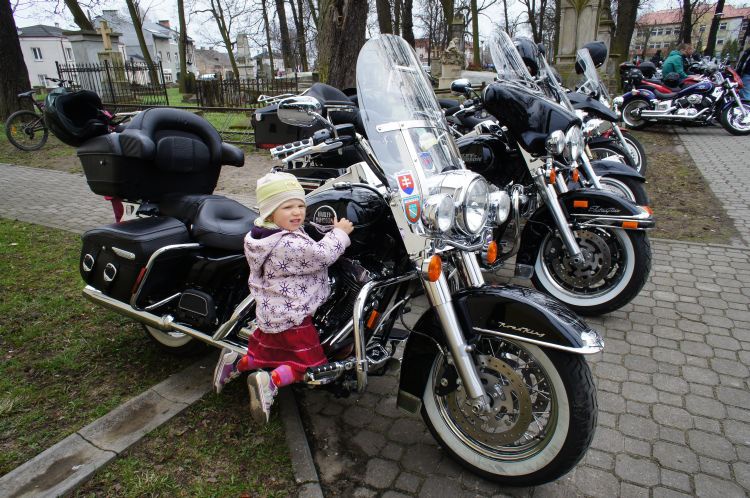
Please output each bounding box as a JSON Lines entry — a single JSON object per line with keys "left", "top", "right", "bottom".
{"left": 244, "top": 226, "right": 350, "bottom": 333}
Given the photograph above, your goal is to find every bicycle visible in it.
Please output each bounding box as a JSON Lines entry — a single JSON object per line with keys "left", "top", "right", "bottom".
{"left": 4, "top": 77, "right": 72, "bottom": 151}
{"left": 5, "top": 78, "right": 139, "bottom": 151}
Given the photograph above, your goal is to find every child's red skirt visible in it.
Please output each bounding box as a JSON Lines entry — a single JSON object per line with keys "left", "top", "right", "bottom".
{"left": 246, "top": 316, "right": 327, "bottom": 376}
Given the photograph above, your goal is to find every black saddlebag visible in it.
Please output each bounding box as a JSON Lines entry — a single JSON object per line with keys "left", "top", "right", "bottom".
{"left": 80, "top": 217, "right": 190, "bottom": 303}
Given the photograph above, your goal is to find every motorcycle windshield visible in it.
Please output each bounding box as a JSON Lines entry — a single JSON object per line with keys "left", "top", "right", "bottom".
{"left": 577, "top": 48, "right": 610, "bottom": 102}
{"left": 489, "top": 31, "right": 541, "bottom": 93}
{"left": 357, "top": 34, "right": 464, "bottom": 191}
{"left": 534, "top": 42, "right": 574, "bottom": 110}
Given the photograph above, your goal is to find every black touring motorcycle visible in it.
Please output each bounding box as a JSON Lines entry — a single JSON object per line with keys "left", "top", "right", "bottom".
{"left": 69, "top": 35, "right": 602, "bottom": 485}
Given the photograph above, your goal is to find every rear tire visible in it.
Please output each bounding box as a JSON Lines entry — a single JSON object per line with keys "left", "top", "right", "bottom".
{"left": 421, "top": 337, "right": 597, "bottom": 485}
{"left": 620, "top": 99, "right": 651, "bottom": 130}
{"left": 142, "top": 324, "right": 207, "bottom": 356}
{"left": 5, "top": 110, "right": 48, "bottom": 151}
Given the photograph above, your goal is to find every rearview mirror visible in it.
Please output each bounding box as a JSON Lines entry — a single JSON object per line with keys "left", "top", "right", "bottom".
{"left": 277, "top": 96, "right": 323, "bottom": 127}
{"left": 450, "top": 78, "right": 472, "bottom": 96}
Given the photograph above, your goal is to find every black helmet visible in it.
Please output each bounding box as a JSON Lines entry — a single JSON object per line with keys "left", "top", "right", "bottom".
{"left": 575, "top": 41, "right": 608, "bottom": 74}
{"left": 638, "top": 61, "right": 657, "bottom": 78}
{"left": 44, "top": 88, "right": 109, "bottom": 147}
{"left": 513, "top": 37, "right": 540, "bottom": 77}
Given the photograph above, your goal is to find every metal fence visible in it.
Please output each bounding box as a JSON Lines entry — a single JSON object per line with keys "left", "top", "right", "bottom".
{"left": 195, "top": 75, "right": 301, "bottom": 107}
{"left": 56, "top": 61, "right": 170, "bottom": 106}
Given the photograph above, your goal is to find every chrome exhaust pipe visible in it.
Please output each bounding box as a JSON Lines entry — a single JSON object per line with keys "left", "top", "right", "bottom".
{"left": 640, "top": 108, "right": 709, "bottom": 120}
{"left": 83, "top": 285, "right": 238, "bottom": 351}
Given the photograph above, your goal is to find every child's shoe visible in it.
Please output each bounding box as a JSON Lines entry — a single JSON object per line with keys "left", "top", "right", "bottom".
{"left": 213, "top": 348, "right": 240, "bottom": 394}
{"left": 247, "top": 371, "right": 277, "bottom": 424}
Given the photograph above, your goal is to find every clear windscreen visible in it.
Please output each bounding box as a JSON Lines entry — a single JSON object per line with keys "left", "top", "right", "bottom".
{"left": 356, "top": 35, "right": 463, "bottom": 189}
{"left": 535, "top": 44, "right": 573, "bottom": 110}
{"left": 489, "top": 31, "right": 540, "bottom": 91}
{"left": 577, "top": 48, "right": 610, "bottom": 102}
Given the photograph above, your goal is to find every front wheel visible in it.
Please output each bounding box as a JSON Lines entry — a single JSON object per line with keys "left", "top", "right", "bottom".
{"left": 5, "top": 110, "right": 48, "bottom": 151}
{"left": 531, "top": 228, "right": 652, "bottom": 315}
{"left": 589, "top": 141, "right": 637, "bottom": 170}
{"left": 620, "top": 99, "right": 651, "bottom": 130}
{"left": 142, "top": 324, "right": 207, "bottom": 356}
{"left": 422, "top": 336, "right": 597, "bottom": 486}
{"left": 720, "top": 102, "right": 750, "bottom": 135}
{"left": 620, "top": 131, "right": 647, "bottom": 176}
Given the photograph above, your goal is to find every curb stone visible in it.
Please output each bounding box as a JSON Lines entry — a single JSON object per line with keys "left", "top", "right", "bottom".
{"left": 0, "top": 353, "right": 321, "bottom": 496}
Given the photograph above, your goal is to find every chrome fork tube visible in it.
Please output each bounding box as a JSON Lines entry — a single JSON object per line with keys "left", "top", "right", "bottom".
{"left": 422, "top": 257, "right": 489, "bottom": 411}
{"left": 578, "top": 153, "right": 603, "bottom": 189}
{"left": 730, "top": 88, "right": 749, "bottom": 117}
{"left": 534, "top": 170, "right": 583, "bottom": 264}
{"left": 611, "top": 125, "right": 636, "bottom": 164}
{"left": 455, "top": 251, "right": 485, "bottom": 288}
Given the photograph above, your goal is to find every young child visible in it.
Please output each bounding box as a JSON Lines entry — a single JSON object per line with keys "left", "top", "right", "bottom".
{"left": 212, "top": 171, "right": 353, "bottom": 424}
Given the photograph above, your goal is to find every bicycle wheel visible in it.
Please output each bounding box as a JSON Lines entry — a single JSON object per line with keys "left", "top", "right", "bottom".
{"left": 5, "top": 110, "right": 48, "bottom": 151}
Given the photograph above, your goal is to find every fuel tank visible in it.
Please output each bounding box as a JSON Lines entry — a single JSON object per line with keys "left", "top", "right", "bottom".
{"left": 456, "top": 133, "right": 532, "bottom": 186}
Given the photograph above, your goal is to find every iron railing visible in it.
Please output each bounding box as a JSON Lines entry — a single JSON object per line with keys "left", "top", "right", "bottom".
{"left": 195, "top": 75, "right": 300, "bottom": 107}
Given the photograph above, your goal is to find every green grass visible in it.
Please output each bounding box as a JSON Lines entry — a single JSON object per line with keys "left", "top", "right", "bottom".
{"left": 0, "top": 220, "right": 199, "bottom": 474}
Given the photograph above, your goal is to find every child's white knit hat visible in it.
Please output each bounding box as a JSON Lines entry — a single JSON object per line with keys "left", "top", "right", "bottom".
{"left": 255, "top": 172, "right": 306, "bottom": 226}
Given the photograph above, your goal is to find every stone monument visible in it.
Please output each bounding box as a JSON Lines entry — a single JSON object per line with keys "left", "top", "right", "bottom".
{"left": 556, "top": 0, "right": 613, "bottom": 88}
{"left": 439, "top": 38, "right": 465, "bottom": 89}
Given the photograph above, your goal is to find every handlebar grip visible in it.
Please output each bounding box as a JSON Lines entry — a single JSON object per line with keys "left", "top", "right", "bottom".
{"left": 270, "top": 138, "right": 314, "bottom": 159}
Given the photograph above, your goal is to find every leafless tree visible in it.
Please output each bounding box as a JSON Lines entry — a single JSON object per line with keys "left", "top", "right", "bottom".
{"left": 376, "top": 0, "right": 393, "bottom": 33}
{"left": 703, "top": 0, "right": 724, "bottom": 57}
{"left": 288, "top": 0, "right": 309, "bottom": 70}
{"left": 414, "top": 0, "right": 446, "bottom": 64}
{"left": 677, "top": 0, "right": 712, "bottom": 44}
{"left": 1, "top": 0, "right": 31, "bottom": 119}
{"left": 273, "top": 0, "right": 293, "bottom": 69}
{"left": 177, "top": 0, "right": 190, "bottom": 91}
{"left": 194, "top": 0, "right": 253, "bottom": 78}
{"left": 518, "top": 0, "right": 548, "bottom": 43}
{"left": 125, "top": 0, "right": 161, "bottom": 85}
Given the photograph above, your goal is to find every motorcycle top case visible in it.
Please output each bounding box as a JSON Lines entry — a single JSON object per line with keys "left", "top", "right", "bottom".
{"left": 80, "top": 217, "right": 190, "bottom": 303}
{"left": 76, "top": 109, "right": 232, "bottom": 202}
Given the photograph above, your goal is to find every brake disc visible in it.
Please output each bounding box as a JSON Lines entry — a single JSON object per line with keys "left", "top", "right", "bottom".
{"left": 544, "top": 230, "right": 612, "bottom": 288}
{"left": 444, "top": 355, "right": 533, "bottom": 446}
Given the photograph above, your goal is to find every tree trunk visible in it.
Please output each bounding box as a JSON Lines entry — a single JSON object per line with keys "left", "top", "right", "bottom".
{"left": 440, "top": 0, "right": 453, "bottom": 46}
{"left": 64, "top": 0, "right": 94, "bottom": 31}
{"left": 274, "top": 0, "right": 294, "bottom": 70}
{"left": 317, "top": 0, "right": 367, "bottom": 88}
{"left": 207, "top": 0, "right": 240, "bottom": 78}
{"left": 552, "top": 0, "right": 561, "bottom": 59}
{"left": 470, "top": 0, "right": 479, "bottom": 66}
{"left": 394, "top": 0, "right": 401, "bottom": 35}
{"left": 124, "top": 0, "right": 161, "bottom": 85}
{"left": 177, "top": 0, "right": 189, "bottom": 92}
{"left": 289, "top": 0, "right": 309, "bottom": 70}
{"left": 610, "top": 0, "right": 639, "bottom": 85}
{"left": 680, "top": 0, "right": 692, "bottom": 44}
{"left": 307, "top": 0, "right": 319, "bottom": 27}
{"left": 704, "top": 0, "right": 725, "bottom": 58}
{"left": 0, "top": 0, "right": 31, "bottom": 120}
{"left": 261, "top": 0, "right": 275, "bottom": 77}
{"left": 401, "top": 0, "right": 414, "bottom": 46}
{"left": 376, "top": 0, "right": 393, "bottom": 33}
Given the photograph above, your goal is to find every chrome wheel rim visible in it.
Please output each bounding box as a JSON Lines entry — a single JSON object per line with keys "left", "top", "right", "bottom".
{"left": 432, "top": 337, "right": 558, "bottom": 461}
{"left": 622, "top": 101, "right": 648, "bottom": 127}
{"left": 728, "top": 104, "right": 750, "bottom": 131}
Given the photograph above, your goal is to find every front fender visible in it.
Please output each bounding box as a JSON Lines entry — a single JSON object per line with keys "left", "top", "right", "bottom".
{"left": 396, "top": 284, "right": 603, "bottom": 413}
{"left": 590, "top": 158, "right": 645, "bottom": 181}
{"left": 515, "top": 189, "right": 654, "bottom": 268}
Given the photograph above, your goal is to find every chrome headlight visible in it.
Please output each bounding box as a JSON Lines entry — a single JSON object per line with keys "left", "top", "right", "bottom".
{"left": 460, "top": 176, "right": 489, "bottom": 234}
{"left": 545, "top": 130, "right": 565, "bottom": 155}
{"left": 488, "top": 189, "right": 511, "bottom": 225}
{"left": 564, "top": 125, "right": 584, "bottom": 160}
{"left": 422, "top": 194, "right": 455, "bottom": 233}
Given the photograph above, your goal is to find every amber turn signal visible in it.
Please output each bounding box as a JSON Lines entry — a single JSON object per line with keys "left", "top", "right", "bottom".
{"left": 486, "top": 241, "right": 498, "bottom": 264}
{"left": 366, "top": 310, "right": 380, "bottom": 329}
{"left": 549, "top": 168, "right": 557, "bottom": 184}
{"left": 622, "top": 221, "right": 639, "bottom": 229}
{"left": 572, "top": 168, "right": 580, "bottom": 182}
{"left": 573, "top": 200, "right": 589, "bottom": 208}
{"left": 427, "top": 255, "right": 442, "bottom": 282}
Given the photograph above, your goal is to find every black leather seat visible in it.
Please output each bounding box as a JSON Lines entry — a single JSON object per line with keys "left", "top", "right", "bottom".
{"left": 160, "top": 194, "right": 258, "bottom": 251}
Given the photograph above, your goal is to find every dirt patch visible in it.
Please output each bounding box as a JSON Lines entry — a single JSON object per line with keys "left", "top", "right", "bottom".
{"left": 632, "top": 128, "right": 739, "bottom": 244}
{"left": 0, "top": 134, "right": 81, "bottom": 172}
{"left": 214, "top": 150, "right": 278, "bottom": 197}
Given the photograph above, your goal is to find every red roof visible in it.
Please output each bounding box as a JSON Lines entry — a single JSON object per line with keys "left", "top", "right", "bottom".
{"left": 638, "top": 5, "right": 750, "bottom": 26}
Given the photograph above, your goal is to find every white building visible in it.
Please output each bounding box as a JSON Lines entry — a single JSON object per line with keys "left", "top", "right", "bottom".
{"left": 17, "top": 24, "right": 77, "bottom": 88}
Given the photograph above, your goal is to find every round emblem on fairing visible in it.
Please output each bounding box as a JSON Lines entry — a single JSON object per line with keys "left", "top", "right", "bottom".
{"left": 313, "top": 205, "right": 336, "bottom": 225}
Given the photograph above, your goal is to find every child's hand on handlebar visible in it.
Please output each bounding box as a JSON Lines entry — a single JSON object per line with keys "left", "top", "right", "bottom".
{"left": 333, "top": 217, "right": 354, "bottom": 235}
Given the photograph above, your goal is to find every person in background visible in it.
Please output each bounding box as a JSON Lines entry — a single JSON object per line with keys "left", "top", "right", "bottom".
{"left": 662, "top": 43, "right": 694, "bottom": 84}
{"left": 736, "top": 47, "right": 750, "bottom": 101}
{"left": 650, "top": 50, "right": 663, "bottom": 66}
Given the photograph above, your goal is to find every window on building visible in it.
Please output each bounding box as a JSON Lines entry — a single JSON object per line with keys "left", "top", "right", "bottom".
{"left": 664, "top": 28, "right": 671, "bottom": 35}
{"left": 31, "top": 47, "right": 42, "bottom": 60}
{"left": 635, "top": 44, "right": 643, "bottom": 50}
{"left": 175, "top": 52, "right": 178, "bottom": 62}
{"left": 167, "top": 52, "right": 171, "bottom": 61}
{"left": 65, "top": 48, "right": 73, "bottom": 61}
{"left": 649, "top": 43, "right": 658, "bottom": 49}
{"left": 717, "top": 39, "right": 724, "bottom": 45}
{"left": 700, "top": 25, "right": 706, "bottom": 32}
{"left": 719, "top": 22, "right": 727, "bottom": 30}
{"left": 38, "top": 74, "right": 47, "bottom": 86}
{"left": 651, "top": 29, "right": 658, "bottom": 35}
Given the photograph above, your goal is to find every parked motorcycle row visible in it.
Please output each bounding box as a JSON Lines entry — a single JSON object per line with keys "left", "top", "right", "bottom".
{"left": 617, "top": 53, "right": 750, "bottom": 135}
{"left": 41, "top": 33, "right": 683, "bottom": 486}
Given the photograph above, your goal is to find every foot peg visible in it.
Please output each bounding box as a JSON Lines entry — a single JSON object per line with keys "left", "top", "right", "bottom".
{"left": 304, "top": 343, "right": 393, "bottom": 385}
